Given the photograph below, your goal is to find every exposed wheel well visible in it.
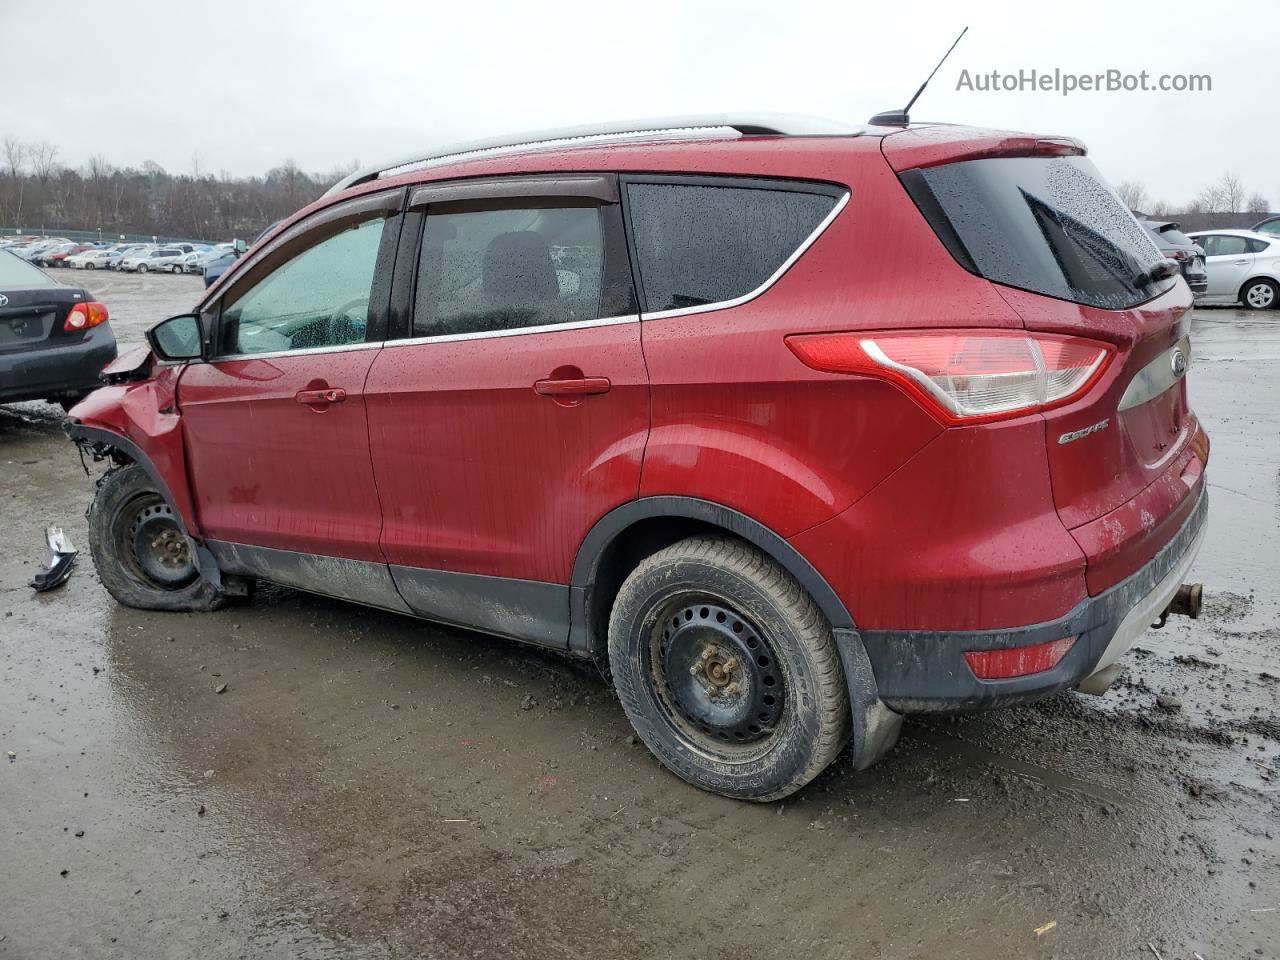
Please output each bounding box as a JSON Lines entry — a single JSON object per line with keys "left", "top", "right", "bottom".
{"left": 583, "top": 515, "right": 724, "bottom": 669}
{"left": 571, "top": 498, "right": 855, "bottom": 674}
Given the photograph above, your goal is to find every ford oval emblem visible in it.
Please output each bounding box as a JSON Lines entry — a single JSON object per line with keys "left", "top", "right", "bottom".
{"left": 1171, "top": 348, "right": 1188, "bottom": 378}
{"left": 0, "top": 294, "right": 8, "bottom": 307}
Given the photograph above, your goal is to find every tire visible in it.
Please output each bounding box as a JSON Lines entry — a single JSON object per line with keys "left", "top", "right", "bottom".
{"left": 86, "top": 262, "right": 95, "bottom": 270}
{"left": 137, "top": 263, "right": 148, "bottom": 273}
{"left": 608, "top": 536, "right": 850, "bottom": 801}
{"left": 88, "top": 464, "right": 223, "bottom": 612}
{"left": 1240, "top": 278, "right": 1278, "bottom": 311}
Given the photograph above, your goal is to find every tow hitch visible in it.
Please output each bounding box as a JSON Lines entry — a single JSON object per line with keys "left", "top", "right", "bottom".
{"left": 1152, "top": 582, "right": 1203, "bottom": 629}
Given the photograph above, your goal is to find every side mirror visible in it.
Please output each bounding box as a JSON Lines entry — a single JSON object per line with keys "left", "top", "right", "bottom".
{"left": 232, "top": 238, "right": 248, "bottom": 256}
{"left": 147, "top": 313, "right": 204, "bottom": 361}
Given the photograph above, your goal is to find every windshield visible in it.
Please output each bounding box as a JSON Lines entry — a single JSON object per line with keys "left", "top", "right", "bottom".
{"left": 908, "top": 155, "right": 1174, "bottom": 310}
{"left": 0, "top": 249, "right": 56, "bottom": 288}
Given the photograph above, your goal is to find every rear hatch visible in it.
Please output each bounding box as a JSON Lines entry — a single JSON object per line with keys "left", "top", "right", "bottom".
{"left": 884, "top": 127, "right": 1204, "bottom": 593}
{"left": 0, "top": 251, "right": 94, "bottom": 356}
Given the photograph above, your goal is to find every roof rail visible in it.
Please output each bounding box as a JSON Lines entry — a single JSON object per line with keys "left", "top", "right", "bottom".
{"left": 322, "top": 113, "right": 862, "bottom": 198}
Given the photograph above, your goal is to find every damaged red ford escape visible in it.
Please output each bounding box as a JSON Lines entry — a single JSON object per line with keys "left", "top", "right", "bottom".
{"left": 66, "top": 114, "right": 1208, "bottom": 800}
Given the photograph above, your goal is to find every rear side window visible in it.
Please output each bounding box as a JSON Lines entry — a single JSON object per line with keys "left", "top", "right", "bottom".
{"left": 414, "top": 203, "right": 608, "bottom": 338}
{"left": 625, "top": 181, "right": 839, "bottom": 313}
{"left": 905, "top": 156, "right": 1173, "bottom": 310}
{"left": 1247, "top": 237, "right": 1270, "bottom": 253}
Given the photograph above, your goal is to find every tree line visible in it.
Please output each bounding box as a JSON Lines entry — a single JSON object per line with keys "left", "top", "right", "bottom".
{"left": 0, "top": 137, "right": 355, "bottom": 241}
{"left": 1115, "top": 172, "right": 1273, "bottom": 229}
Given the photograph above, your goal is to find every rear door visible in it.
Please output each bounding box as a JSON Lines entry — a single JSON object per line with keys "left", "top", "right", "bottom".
{"left": 178, "top": 190, "right": 403, "bottom": 579}
{"left": 1199, "top": 234, "right": 1254, "bottom": 298}
{"left": 365, "top": 175, "right": 647, "bottom": 647}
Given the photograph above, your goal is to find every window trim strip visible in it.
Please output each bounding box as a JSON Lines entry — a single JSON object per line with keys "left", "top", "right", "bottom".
{"left": 384, "top": 312, "right": 639, "bottom": 348}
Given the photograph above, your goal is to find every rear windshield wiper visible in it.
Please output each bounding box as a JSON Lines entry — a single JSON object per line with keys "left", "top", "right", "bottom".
{"left": 1133, "top": 258, "right": 1180, "bottom": 288}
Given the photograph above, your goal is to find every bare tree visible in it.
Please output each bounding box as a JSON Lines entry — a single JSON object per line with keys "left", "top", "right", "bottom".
{"left": 3, "top": 136, "right": 25, "bottom": 177}
{"left": 28, "top": 141, "right": 59, "bottom": 182}
{"left": 1246, "top": 193, "right": 1270, "bottom": 215}
{"left": 1219, "top": 172, "right": 1245, "bottom": 214}
{"left": 1115, "top": 180, "right": 1150, "bottom": 213}
{"left": 1148, "top": 199, "right": 1172, "bottom": 218}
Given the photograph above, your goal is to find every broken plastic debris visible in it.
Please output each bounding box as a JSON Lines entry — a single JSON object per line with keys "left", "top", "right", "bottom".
{"left": 30, "top": 526, "right": 77, "bottom": 592}
{"left": 1034, "top": 920, "right": 1057, "bottom": 936}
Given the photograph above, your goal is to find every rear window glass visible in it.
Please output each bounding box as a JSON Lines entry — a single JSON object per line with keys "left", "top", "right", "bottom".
{"left": 911, "top": 156, "right": 1173, "bottom": 310}
{"left": 1148, "top": 224, "right": 1193, "bottom": 247}
{"left": 0, "top": 250, "right": 55, "bottom": 288}
{"left": 625, "top": 181, "right": 837, "bottom": 312}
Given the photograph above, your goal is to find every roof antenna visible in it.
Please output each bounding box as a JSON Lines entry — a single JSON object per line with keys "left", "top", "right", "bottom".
{"left": 869, "top": 26, "right": 968, "bottom": 127}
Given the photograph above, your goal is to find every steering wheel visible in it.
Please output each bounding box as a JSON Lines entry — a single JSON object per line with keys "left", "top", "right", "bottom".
{"left": 330, "top": 297, "right": 370, "bottom": 343}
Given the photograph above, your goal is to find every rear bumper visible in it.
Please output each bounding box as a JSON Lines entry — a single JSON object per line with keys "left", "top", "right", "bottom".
{"left": 0, "top": 324, "right": 118, "bottom": 404}
{"left": 860, "top": 486, "right": 1207, "bottom": 713}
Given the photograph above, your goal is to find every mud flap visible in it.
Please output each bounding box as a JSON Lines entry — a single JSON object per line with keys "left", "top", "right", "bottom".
{"left": 832, "top": 627, "right": 903, "bottom": 770}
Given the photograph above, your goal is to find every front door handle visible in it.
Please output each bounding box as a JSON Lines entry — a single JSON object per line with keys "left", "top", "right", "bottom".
{"left": 534, "top": 377, "right": 611, "bottom": 397}
{"left": 295, "top": 387, "right": 348, "bottom": 406}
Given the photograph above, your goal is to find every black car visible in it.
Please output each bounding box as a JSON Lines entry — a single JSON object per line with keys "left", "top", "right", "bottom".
{"left": 1140, "top": 220, "right": 1208, "bottom": 295}
{"left": 0, "top": 250, "right": 117, "bottom": 410}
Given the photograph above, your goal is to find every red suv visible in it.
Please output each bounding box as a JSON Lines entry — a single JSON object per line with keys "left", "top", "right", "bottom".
{"left": 67, "top": 115, "right": 1208, "bottom": 801}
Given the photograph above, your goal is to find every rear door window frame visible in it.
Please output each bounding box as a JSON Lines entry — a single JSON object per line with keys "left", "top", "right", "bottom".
{"left": 386, "top": 173, "right": 637, "bottom": 344}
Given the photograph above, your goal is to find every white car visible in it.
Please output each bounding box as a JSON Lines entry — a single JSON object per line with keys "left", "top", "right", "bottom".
{"left": 121, "top": 247, "right": 185, "bottom": 273}
{"left": 1186, "top": 229, "right": 1280, "bottom": 310}
{"left": 118, "top": 247, "right": 158, "bottom": 272}
{"left": 67, "top": 249, "right": 115, "bottom": 270}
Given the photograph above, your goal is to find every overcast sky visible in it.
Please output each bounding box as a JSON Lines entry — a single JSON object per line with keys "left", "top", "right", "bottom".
{"left": 2, "top": 0, "right": 1276, "bottom": 207}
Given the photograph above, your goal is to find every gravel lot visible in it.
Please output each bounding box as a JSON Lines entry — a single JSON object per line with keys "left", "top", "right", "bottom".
{"left": 1, "top": 271, "right": 1277, "bottom": 959}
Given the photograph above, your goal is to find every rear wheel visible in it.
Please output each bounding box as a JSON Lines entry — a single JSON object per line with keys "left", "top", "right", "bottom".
{"left": 89, "top": 464, "right": 223, "bottom": 611}
{"left": 1241, "top": 278, "right": 1278, "bottom": 310}
{"left": 137, "top": 263, "right": 148, "bottom": 273}
{"left": 608, "top": 536, "right": 850, "bottom": 801}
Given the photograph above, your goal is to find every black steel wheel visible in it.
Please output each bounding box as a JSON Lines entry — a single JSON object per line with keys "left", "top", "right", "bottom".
{"left": 88, "top": 464, "right": 223, "bottom": 612}
{"left": 609, "top": 536, "right": 850, "bottom": 801}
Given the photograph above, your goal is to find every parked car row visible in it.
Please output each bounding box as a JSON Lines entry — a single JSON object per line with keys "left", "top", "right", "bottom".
{"left": 0, "top": 235, "right": 238, "bottom": 275}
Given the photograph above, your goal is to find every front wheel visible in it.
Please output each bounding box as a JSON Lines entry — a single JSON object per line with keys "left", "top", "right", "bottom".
{"left": 137, "top": 263, "right": 148, "bottom": 273}
{"left": 609, "top": 537, "right": 850, "bottom": 801}
{"left": 1241, "top": 278, "right": 1278, "bottom": 311}
{"left": 89, "top": 464, "right": 224, "bottom": 611}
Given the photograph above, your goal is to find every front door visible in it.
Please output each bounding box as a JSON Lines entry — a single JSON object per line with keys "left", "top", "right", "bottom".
{"left": 179, "top": 195, "right": 402, "bottom": 571}
{"left": 365, "top": 178, "right": 648, "bottom": 645}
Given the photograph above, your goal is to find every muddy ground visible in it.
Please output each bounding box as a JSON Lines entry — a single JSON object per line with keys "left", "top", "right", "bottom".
{"left": 1, "top": 271, "right": 1277, "bottom": 959}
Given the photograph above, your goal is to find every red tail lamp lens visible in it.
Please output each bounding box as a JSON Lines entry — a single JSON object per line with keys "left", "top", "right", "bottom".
{"left": 786, "top": 330, "right": 1113, "bottom": 424}
{"left": 64, "top": 301, "right": 109, "bottom": 332}
{"left": 963, "top": 636, "right": 1077, "bottom": 680}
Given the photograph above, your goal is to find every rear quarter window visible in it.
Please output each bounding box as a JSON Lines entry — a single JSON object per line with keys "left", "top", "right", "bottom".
{"left": 904, "top": 155, "right": 1173, "bottom": 310}
{"left": 624, "top": 179, "right": 840, "bottom": 313}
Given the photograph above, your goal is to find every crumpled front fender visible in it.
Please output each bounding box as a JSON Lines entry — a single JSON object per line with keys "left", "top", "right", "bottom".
{"left": 66, "top": 363, "right": 202, "bottom": 542}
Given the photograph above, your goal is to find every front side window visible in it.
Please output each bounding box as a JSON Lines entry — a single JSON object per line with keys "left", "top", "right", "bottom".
{"left": 625, "top": 181, "right": 838, "bottom": 313}
{"left": 413, "top": 203, "right": 605, "bottom": 337}
{"left": 219, "top": 216, "right": 388, "bottom": 355}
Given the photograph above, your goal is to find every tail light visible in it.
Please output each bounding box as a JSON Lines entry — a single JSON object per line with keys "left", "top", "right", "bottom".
{"left": 963, "top": 636, "right": 1076, "bottom": 680}
{"left": 64, "top": 301, "right": 109, "bottom": 332}
{"left": 786, "top": 329, "right": 1113, "bottom": 424}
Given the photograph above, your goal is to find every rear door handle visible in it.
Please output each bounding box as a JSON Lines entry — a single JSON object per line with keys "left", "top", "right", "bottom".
{"left": 295, "top": 388, "right": 347, "bottom": 405}
{"left": 534, "top": 377, "right": 611, "bottom": 397}
{"left": 1234, "top": 259, "right": 1250, "bottom": 265}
